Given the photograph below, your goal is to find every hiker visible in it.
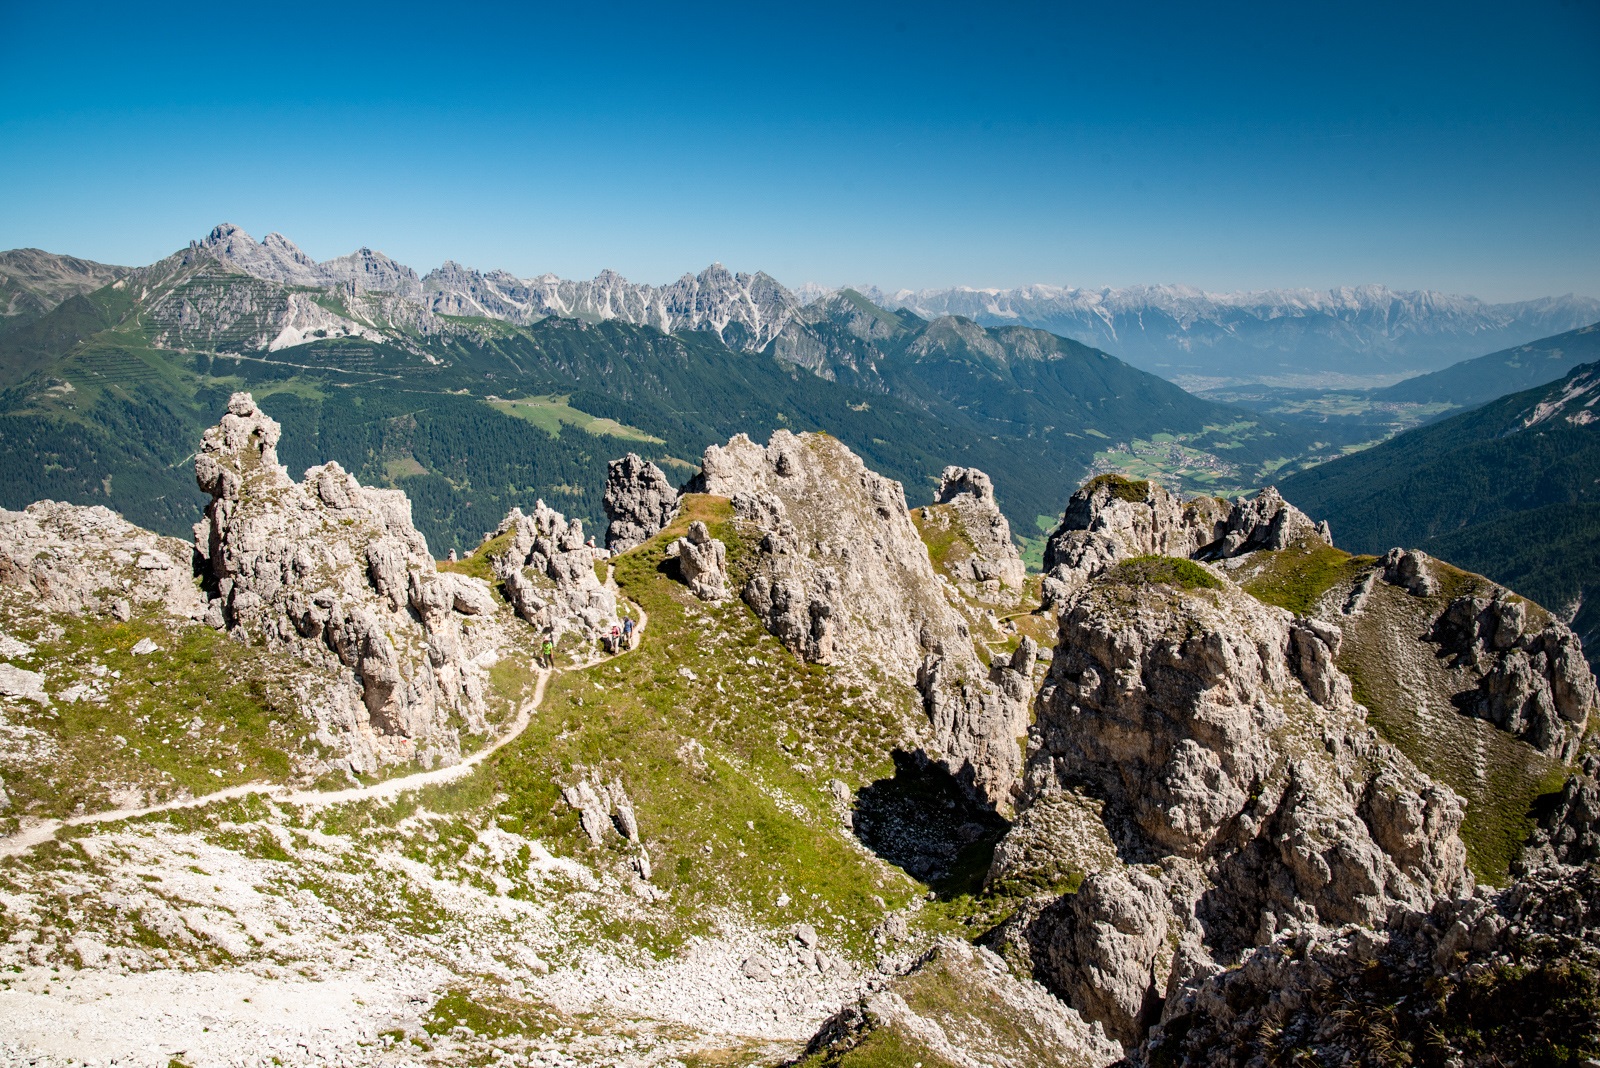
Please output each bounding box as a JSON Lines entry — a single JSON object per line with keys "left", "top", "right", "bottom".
{"left": 622, "top": 616, "right": 635, "bottom": 648}
{"left": 540, "top": 636, "right": 555, "bottom": 669}
{"left": 609, "top": 623, "right": 622, "bottom": 654}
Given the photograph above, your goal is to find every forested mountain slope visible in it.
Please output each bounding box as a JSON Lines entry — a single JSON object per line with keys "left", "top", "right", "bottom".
{"left": 1280, "top": 362, "right": 1600, "bottom": 662}
{"left": 1375, "top": 320, "right": 1600, "bottom": 410}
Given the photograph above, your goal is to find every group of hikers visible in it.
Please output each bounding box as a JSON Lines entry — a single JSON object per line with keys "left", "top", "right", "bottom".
{"left": 537, "top": 614, "right": 635, "bottom": 668}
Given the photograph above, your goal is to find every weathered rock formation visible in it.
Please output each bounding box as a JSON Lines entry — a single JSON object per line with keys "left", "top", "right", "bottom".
{"left": 0, "top": 500, "right": 204, "bottom": 622}
{"left": 483, "top": 502, "right": 618, "bottom": 643}
{"left": 999, "top": 558, "right": 1472, "bottom": 1048}
{"left": 1521, "top": 750, "right": 1600, "bottom": 871}
{"left": 1381, "top": 546, "right": 1438, "bottom": 596}
{"left": 194, "top": 392, "right": 505, "bottom": 770}
{"left": 1039, "top": 478, "right": 1324, "bottom": 610}
{"left": 1129, "top": 859, "right": 1600, "bottom": 1067}
{"left": 669, "top": 520, "right": 729, "bottom": 601}
{"left": 690, "top": 431, "right": 1032, "bottom": 808}
{"left": 1425, "top": 589, "right": 1596, "bottom": 758}
{"left": 603, "top": 453, "right": 678, "bottom": 552}
{"left": 930, "top": 466, "right": 1027, "bottom": 593}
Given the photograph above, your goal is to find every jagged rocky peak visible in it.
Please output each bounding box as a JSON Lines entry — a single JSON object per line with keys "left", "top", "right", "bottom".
{"left": 689, "top": 430, "right": 1034, "bottom": 809}
{"left": 925, "top": 465, "right": 1028, "bottom": 594}
{"left": 991, "top": 554, "right": 1472, "bottom": 1050}
{"left": 603, "top": 452, "right": 679, "bottom": 552}
{"left": 193, "top": 392, "right": 508, "bottom": 772}
{"left": 480, "top": 500, "right": 618, "bottom": 643}
{"left": 1041, "top": 475, "right": 1327, "bottom": 609}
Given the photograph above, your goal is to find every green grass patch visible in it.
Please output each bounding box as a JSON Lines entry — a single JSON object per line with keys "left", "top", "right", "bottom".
{"left": 487, "top": 395, "right": 663, "bottom": 444}
{"left": 1108, "top": 555, "right": 1222, "bottom": 592}
{"left": 1239, "top": 539, "right": 1375, "bottom": 616}
{"left": 1085, "top": 472, "right": 1152, "bottom": 503}
{"left": 0, "top": 606, "right": 331, "bottom": 819}
{"left": 438, "top": 526, "right": 516, "bottom": 583}
{"left": 389, "top": 494, "right": 928, "bottom": 957}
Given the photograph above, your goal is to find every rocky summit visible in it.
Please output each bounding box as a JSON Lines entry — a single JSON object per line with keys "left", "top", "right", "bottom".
{"left": 0, "top": 397, "right": 1596, "bottom": 1067}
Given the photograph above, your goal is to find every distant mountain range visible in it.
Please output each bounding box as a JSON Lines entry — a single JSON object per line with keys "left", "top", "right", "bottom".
{"left": 858, "top": 283, "right": 1600, "bottom": 381}
{"left": 1372, "top": 321, "right": 1600, "bottom": 410}
{"left": 8, "top": 225, "right": 1593, "bottom": 384}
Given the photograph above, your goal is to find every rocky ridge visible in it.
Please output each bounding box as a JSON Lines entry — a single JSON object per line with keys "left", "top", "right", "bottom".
{"left": 197, "top": 224, "right": 799, "bottom": 352}
{"left": 965, "top": 473, "right": 1600, "bottom": 1060}
{"left": 690, "top": 431, "right": 1034, "bottom": 809}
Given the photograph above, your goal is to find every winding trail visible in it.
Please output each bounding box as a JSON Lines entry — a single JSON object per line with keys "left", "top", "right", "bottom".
{"left": 0, "top": 602, "right": 649, "bottom": 859}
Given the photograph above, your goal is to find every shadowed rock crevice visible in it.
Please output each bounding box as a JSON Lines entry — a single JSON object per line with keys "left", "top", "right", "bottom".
{"left": 851, "top": 750, "right": 1010, "bottom": 896}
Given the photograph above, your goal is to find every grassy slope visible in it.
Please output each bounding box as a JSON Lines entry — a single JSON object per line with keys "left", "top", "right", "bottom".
{"left": 376, "top": 496, "right": 931, "bottom": 955}
{"left": 1235, "top": 543, "right": 1568, "bottom": 884}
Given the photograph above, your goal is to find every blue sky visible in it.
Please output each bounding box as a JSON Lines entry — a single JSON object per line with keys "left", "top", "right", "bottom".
{"left": 1, "top": 0, "right": 1596, "bottom": 300}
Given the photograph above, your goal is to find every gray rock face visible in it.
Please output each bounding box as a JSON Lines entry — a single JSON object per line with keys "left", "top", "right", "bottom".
{"left": 194, "top": 392, "right": 503, "bottom": 769}
{"left": 485, "top": 503, "right": 617, "bottom": 642}
{"left": 1041, "top": 869, "right": 1171, "bottom": 1046}
{"left": 603, "top": 454, "right": 678, "bottom": 552}
{"left": 1009, "top": 564, "right": 1472, "bottom": 1046}
{"left": 1038, "top": 478, "right": 1322, "bottom": 611}
{"left": 670, "top": 521, "right": 729, "bottom": 602}
{"left": 802, "top": 937, "right": 1120, "bottom": 1068}
{"left": 1130, "top": 861, "right": 1600, "bottom": 1068}
{"left": 1424, "top": 591, "right": 1596, "bottom": 758}
{"left": 932, "top": 466, "right": 1027, "bottom": 592}
{"left": 691, "top": 431, "right": 1031, "bottom": 808}
{"left": 0, "top": 500, "right": 204, "bottom": 622}
{"left": 1522, "top": 752, "right": 1600, "bottom": 870}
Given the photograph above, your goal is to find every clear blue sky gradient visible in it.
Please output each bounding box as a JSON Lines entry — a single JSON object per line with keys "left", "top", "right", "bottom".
{"left": 2, "top": 0, "right": 1596, "bottom": 300}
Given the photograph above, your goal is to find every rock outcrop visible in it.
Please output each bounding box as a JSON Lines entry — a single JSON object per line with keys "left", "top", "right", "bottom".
{"left": 929, "top": 466, "right": 1027, "bottom": 593}
{"left": 669, "top": 521, "right": 729, "bottom": 601}
{"left": 801, "top": 937, "right": 1121, "bottom": 1068}
{"left": 1381, "top": 546, "right": 1437, "bottom": 596}
{"left": 1426, "top": 590, "right": 1596, "bottom": 758}
{"left": 482, "top": 502, "right": 618, "bottom": 643}
{"left": 1038, "top": 477, "right": 1324, "bottom": 610}
{"left": 0, "top": 500, "right": 204, "bottom": 622}
{"left": 691, "top": 431, "right": 1032, "bottom": 808}
{"left": 1129, "top": 860, "right": 1600, "bottom": 1068}
{"left": 603, "top": 453, "right": 678, "bottom": 552}
{"left": 193, "top": 392, "right": 506, "bottom": 770}
{"left": 1002, "top": 557, "right": 1472, "bottom": 1048}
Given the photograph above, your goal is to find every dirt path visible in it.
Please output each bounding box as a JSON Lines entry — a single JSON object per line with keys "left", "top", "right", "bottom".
{"left": 0, "top": 601, "right": 649, "bottom": 859}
